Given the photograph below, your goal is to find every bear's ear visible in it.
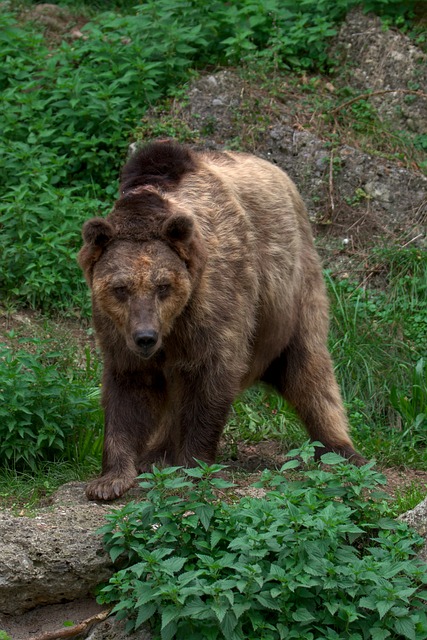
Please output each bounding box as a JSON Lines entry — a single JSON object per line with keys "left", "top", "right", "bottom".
{"left": 162, "top": 215, "right": 194, "bottom": 245}
{"left": 78, "top": 218, "right": 115, "bottom": 285}
{"left": 82, "top": 218, "right": 115, "bottom": 248}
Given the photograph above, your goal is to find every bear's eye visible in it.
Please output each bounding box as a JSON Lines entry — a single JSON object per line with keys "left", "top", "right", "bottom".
{"left": 157, "top": 283, "right": 171, "bottom": 299}
{"left": 112, "top": 286, "right": 129, "bottom": 301}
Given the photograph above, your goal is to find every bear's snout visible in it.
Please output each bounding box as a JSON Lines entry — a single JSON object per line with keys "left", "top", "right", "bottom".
{"left": 132, "top": 329, "right": 159, "bottom": 358}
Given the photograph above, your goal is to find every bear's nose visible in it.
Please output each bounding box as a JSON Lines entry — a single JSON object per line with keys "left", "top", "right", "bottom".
{"left": 133, "top": 330, "right": 159, "bottom": 349}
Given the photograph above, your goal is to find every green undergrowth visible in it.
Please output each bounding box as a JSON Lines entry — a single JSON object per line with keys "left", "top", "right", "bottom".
{"left": 327, "top": 247, "right": 427, "bottom": 468}
{"left": 97, "top": 449, "right": 427, "bottom": 639}
{"left": 0, "top": 334, "right": 103, "bottom": 471}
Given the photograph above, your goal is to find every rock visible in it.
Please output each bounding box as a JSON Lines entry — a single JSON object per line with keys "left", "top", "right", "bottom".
{"left": 87, "top": 618, "right": 153, "bottom": 640}
{"left": 335, "top": 9, "right": 427, "bottom": 135}
{"left": 400, "top": 498, "right": 427, "bottom": 562}
{"left": 0, "top": 482, "right": 116, "bottom": 615}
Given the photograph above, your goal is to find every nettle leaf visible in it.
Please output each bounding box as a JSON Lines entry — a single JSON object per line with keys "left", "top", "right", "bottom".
{"left": 292, "top": 608, "right": 316, "bottom": 623}
{"left": 377, "top": 601, "right": 395, "bottom": 620}
{"left": 161, "top": 605, "right": 180, "bottom": 629}
{"left": 220, "top": 610, "right": 238, "bottom": 640}
{"left": 279, "top": 459, "right": 301, "bottom": 471}
{"left": 370, "top": 629, "right": 391, "bottom": 640}
{"left": 255, "top": 592, "right": 282, "bottom": 611}
{"left": 135, "top": 602, "right": 157, "bottom": 629}
{"left": 161, "top": 556, "right": 187, "bottom": 575}
{"left": 161, "top": 620, "right": 178, "bottom": 640}
{"left": 109, "top": 545, "right": 125, "bottom": 563}
{"left": 195, "top": 505, "right": 215, "bottom": 530}
{"left": 136, "top": 584, "right": 159, "bottom": 607}
{"left": 320, "top": 452, "right": 347, "bottom": 465}
{"left": 394, "top": 616, "right": 416, "bottom": 640}
{"left": 212, "top": 601, "right": 229, "bottom": 624}
{"left": 210, "top": 529, "right": 224, "bottom": 549}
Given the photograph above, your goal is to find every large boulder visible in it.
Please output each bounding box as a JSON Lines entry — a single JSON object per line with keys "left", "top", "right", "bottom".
{"left": 0, "top": 483, "right": 116, "bottom": 616}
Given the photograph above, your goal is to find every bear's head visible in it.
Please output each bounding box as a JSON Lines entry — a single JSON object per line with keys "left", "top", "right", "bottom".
{"left": 78, "top": 190, "right": 206, "bottom": 360}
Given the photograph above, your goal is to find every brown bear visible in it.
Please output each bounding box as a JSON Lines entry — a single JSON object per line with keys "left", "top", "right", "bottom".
{"left": 78, "top": 140, "right": 365, "bottom": 501}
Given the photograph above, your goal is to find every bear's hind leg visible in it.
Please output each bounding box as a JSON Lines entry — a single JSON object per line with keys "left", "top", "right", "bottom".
{"left": 264, "top": 335, "right": 365, "bottom": 465}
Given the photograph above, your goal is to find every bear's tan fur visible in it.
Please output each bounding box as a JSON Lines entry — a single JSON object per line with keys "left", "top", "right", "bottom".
{"left": 78, "top": 140, "right": 364, "bottom": 501}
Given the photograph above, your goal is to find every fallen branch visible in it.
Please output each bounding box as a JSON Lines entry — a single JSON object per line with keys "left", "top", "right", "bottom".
{"left": 31, "top": 608, "right": 112, "bottom": 640}
{"left": 328, "top": 148, "right": 335, "bottom": 218}
{"left": 330, "top": 88, "right": 426, "bottom": 115}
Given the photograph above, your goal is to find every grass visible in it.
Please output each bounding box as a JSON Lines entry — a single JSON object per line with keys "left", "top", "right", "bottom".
{"left": 0, "top": 462, "right": 99, "bottom": 512}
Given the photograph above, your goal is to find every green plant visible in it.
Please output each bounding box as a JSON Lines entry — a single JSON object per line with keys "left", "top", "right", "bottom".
{"left": 0, "top": 339, "right": 102, "bottom": 470}
{"left": 0, "top": 631, "right": 12, "bottom": 640}
{"left": 393, "top": 481, "right": 427, "bottom": 517}
{"left": 98, "top": 446, "right": 427, "bottom": 639}
{"left": 325, "top": 245, "right": 427, "bottom": 468}
{"left": 226, "top": 387, "right": 305, "bottom": 449}
{"left": 390, "top": 359, "right": 427, "bottom": 445}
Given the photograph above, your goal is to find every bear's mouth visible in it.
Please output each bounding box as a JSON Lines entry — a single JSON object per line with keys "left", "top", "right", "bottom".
{"left": 137, "top": 344, "right": 159, "bottom": 359}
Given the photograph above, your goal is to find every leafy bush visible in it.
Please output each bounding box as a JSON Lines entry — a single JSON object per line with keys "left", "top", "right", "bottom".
{"left": 98, "top": 446, "right": 427, "bottom": 639}
{"left": 0, "top": 340, "right": 102, "bottom": 469}
{"left": 0, "top": 184, "right": 107, "bottom": 314}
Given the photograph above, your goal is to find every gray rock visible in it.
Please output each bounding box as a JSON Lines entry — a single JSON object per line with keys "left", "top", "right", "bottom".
{"left": 87, "top": 618, "right": 152, "bottom": 640}
{"left": 400, "top": 498, "right": 427, "bottom": 562}
{"left": 0, "top": 482, "right": 116, "bottom": 615}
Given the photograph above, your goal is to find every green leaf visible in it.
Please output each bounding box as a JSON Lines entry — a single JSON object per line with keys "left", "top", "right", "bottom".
{"left": 320, "top": 452, "right": 347, "bottom": 465}
{"left": 109, "top": 545, "right": 124, "bottom": 563}
{"left": 370, "top": 629, "right": 391, "bottom": 640}
{"left": 210, "top": 529, "right": 224, "bottom": 549}
{"left": 161, "top": 606, "right": 180, "bottom": 629}
{"left": 220, "top": 610, "right": 238, "bottom": 640}
{"left": 394, "top": 617, "right": 416, "bottom": 640}
{"left": 212, "top": 601, "right": 229, "bottom": 624}
{"left": 377, "top": 601, "right": 394, "bottom": 619}
{"left": 195, "top": 505, "right": 215, "bottom": 530}
{"left": 161, "top": 556, "right": 187, "bottom": 575}
{"left": 292, "top": 608, "right": 316, "bottom": 623}
{"left": 280, "top": 459, "right": 301, "bottom": 471}
{"left": 135, "top": 602, "right": 157, "bottom": 629}
{"left": 255, "top": 592, "right": 282, "bottom": 611}
{"left": 161, "top": 620, "right": 178, "bottom": 640}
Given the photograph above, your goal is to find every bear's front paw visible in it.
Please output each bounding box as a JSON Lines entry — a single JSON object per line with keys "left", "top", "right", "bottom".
{"left": 85, "top": 473, "right": 135, "bottom": 501}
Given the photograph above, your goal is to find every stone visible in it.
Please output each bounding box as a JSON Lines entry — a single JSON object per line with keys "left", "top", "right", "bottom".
{"left": 0, "top": 483, "right": 116, "bottom": 615}
{"left": 400, "top": 497, "right": 427, "bottom": 562}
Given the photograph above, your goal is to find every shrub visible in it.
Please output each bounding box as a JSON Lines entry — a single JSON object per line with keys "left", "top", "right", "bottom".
{"left": 0, "top": 340, "right": 102, "bottom": 469}
{"left": 98, "top": 445, "right": 427, "bottom": 639}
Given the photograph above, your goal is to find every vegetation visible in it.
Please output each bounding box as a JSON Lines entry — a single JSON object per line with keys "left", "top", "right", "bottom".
{"left": 0, "top": 334, "right": 102, "bottom": 470}
{"left": 98, "top": 451, "right": 427, "bottom": 639}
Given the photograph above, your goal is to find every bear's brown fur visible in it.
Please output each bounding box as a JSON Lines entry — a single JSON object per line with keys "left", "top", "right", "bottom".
{"left": 78, "top": 140, "right": 365, "bottom": 501}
